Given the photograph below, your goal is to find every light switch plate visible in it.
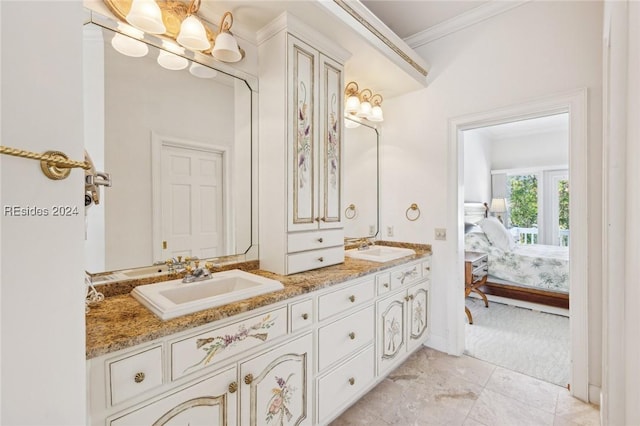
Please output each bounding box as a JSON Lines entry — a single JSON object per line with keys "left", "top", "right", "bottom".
{"left": 435, "top": 228, "right": 446, "bottom": 240}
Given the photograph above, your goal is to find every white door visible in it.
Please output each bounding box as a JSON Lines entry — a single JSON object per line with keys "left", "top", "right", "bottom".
{"left": 154, "top": 138, "right": 226, "bottom": 261}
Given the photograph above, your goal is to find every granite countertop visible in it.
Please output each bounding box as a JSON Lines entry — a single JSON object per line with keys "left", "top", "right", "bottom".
{"left": 85, "top": 242, "right": 431, "bottom": 359}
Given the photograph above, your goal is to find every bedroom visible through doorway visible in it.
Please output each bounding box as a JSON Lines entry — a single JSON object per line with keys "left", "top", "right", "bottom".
{"left": 461, "top": 113, "right": 570, "bottom": 387}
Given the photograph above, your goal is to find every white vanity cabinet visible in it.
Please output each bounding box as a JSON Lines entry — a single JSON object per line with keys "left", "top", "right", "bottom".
{"left": 88, "top": 254, "right": 432, "bottom": 425}
{"left": 377, "top": 260, "right": 431, "bottom": 375}
{"left": 239, "top": 333, "right": 313, "bottom": 425}
{"left": 258, "top": 14, "right": 350, "bottom": 275}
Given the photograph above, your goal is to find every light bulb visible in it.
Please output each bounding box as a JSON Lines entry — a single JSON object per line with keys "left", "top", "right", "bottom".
{"left": 369, "top": 105, "right": 384, "bottom": 122}
{"left": 157, "top": 50, "right": 188, "bottom": 70}
{"left": 357, "top": 101, "right": 372, "bottom": 119}
{"left": 126, "top": 0, "right": 166, "bottom": 35}
{"left": 345, "top": 95, "right": 360, "bottom": 115}
{"left": 177, "top": 15, "right": 210, "bottom": 51}
{"left": 111, "top": 33, "right": 148, "bottom": 58}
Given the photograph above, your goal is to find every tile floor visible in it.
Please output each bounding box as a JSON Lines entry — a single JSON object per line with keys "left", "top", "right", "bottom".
{"left": 331, "top": 347, "right": 600, "bottom": 426}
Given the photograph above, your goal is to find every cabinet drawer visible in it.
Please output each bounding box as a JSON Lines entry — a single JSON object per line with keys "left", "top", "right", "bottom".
{"left": 421, "top": 258, "right": 432, "bottom": 277}
{"left": 318, "top": 278, "right": 375, "bottom": 320}
{"left": 318, "top": 305, "right": 374, "bottom": 370}
{"left": 290, "top": 298, "right": 314, "bottom": 332}
{"left": 170, "top": 307, "right": 288, "bottom": 380}
{"left": 288, "top": 229, "right": 344, "bottom": 253}
{"left": 317, "top": 345, "right": 375, "bottom": 424}
{"left": 287, "top": 246, "right": 344, "bottom": 274}
{"left": 390, "top": 262, "right": 422, "bottom": 290}
{"left": 376, "top": 272, "right": 391, "bottom": 295}
{"left": 109, "top": 346, "right": 163, "bottom": 406}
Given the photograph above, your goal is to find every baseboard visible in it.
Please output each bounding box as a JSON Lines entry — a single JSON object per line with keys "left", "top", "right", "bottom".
{"left": 589, "top": 384, "right": 601, "bottom": 406}
{"left": 469, "top": 292, "right": 570, "bottom": 317}
{"left": 424, "top": 333, "right": 449, "bottom": 354}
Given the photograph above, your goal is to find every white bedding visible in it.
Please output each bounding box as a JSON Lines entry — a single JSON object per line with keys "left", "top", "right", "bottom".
{"left": 465, "top": 231, "right": 569, "bottom": 293}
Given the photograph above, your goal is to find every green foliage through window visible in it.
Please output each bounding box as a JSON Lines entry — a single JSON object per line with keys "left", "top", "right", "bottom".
{"left": 508, "top": 175, "right": 538, "bottom": 228}
{"left": 558, "top": 179, "right": 569, "bottom": 230}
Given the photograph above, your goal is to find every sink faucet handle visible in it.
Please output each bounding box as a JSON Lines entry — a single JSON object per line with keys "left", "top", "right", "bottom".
{"left": 185, "top": 265, "right": 193, "bottom": 274}
{"left": 205, "top": 262, "right": 214, "bottom": 272}
{"left": 194, "top": 260, "right": 200, "bottom": 268}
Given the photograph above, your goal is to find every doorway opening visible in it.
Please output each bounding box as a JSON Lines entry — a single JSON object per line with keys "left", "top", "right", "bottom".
{"left": 462, "top": 113, "right": 570, "bottom": 387}
{"left": 446, "top": 89, "right": 589, "bottom": 401}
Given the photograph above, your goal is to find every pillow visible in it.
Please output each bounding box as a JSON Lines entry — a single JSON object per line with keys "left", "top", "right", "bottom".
{"left": 464, "top": 222, "right": 483, "bottom": 234}
{"left": 479, "top": 217, "right": 515, "bottom": 252}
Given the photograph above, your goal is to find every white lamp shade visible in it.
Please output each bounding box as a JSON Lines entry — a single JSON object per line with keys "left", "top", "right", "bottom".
{"left": 356, "top": 101, "right": 372, "bottom": 119}
{"left": 212, "top": 31, "right": 242, "bottom": 62}
{"left": 126, "top": 0, "right": 166, "bottom": 35}
{"left": 111, "top": 33, "right": 149, "bottom": 57}
{"left": 368, "top": 105, "right": 384, "bottom": 122}
{"left": 490, "top": 198, "right": 507, "bottom": 213}
{"left": 177, "top": 15, "right": 210, "bottom": 51}
{"left": 345, "top": 95, "right": 360, "bottom": 115}
{"left": 157, "top": 50, "right": 188, "bottom": 70}
{"left": 189, "top": 62, "right": 218, "bottom": 79}
{"left": 344, "top": 118, "right": 361, "bottom": 128}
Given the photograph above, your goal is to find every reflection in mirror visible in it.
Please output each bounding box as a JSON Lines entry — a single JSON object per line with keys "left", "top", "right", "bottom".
{"left": 83, "top": 22, "right": 253, "bottom": 275}
{"left": 343, "top": 116, "right": 379, "bottom": 239}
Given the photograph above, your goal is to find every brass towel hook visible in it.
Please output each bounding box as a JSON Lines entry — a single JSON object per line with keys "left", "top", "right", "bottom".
{"left": 406, "top": 203, "right": 421, "bottom": 221}
{"left": 0, "top": 145, "right": 91, "bottom": 180}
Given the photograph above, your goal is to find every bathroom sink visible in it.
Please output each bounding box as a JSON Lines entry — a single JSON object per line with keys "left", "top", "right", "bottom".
{"left": 345, "top": 246, "right": 416, "bottom": 263}
{"left": 131, "top": 269, "right": 284, "bottom": 320}
{"left": 120, "top": 264, "right": 170, "bottom": 279}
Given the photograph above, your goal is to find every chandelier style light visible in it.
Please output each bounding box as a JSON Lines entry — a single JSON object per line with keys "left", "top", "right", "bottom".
{"left": 105, "top": 0, "right": 245, "bottom": 63}
{"left": 344, "top": 81, "right": 384, "bottom": 123}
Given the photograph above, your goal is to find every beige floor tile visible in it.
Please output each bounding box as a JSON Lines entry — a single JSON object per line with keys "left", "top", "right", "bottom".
{"left": 485, "top": 366, "right": 561, "bottom": 413}
{"left": 462, "top": 417, "right": 488, "bottom": 426}
{"left": 467, "top": 388, "right": 555, "bottom": 426}
{"left": 554, "top": 389, "right": 600, "bottom": 426}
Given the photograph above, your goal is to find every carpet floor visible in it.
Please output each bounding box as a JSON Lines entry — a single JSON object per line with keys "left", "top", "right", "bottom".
{"left": 464, "top": 298, "right": 570, "bottom": 387}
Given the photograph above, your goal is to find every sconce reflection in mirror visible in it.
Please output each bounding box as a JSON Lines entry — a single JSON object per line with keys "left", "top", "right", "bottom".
{"left": 344, "top": 81, "right": 384, "bottom": 123}
{"left": 104, "top": 0, "right": 245, "bottom": 63}
{"left": 345, "top": 203, "right": 357, "bottom": 220}
{"left": 84, "top": 150, "right": 112, "bottom": 209}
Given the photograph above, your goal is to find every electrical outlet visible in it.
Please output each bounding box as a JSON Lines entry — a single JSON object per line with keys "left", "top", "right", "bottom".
{"left": 387, "top": 226, "right": 394, "bottom": 237}
{"left": 369, "top": 225, "right": 376, "bottom": 235}
{"left": 435, "top": 228, "right": 447, "bottom": 240}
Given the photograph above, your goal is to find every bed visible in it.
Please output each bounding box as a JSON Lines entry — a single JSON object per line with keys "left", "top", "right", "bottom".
{"left": 464, "top": 202, "right": 569, "bottom": 310}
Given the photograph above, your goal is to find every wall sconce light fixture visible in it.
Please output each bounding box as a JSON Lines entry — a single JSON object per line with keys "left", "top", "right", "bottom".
{"left": 105, "top": 0, "right": 245, "bottom": 63}
{"left": 344, "top": 81, "right": 384, "bottom": 122}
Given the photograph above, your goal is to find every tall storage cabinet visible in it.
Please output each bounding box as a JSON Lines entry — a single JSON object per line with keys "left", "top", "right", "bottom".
{"left": 258, "top": 14, "right": 350, "bottom": 275}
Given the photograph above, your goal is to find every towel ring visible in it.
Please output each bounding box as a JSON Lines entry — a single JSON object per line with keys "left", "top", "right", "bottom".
{"left": 345, "top": 203, "right": 357, "bottom": 219}
{"left": 406, "top": 203, "right": 421, "bottom": 221}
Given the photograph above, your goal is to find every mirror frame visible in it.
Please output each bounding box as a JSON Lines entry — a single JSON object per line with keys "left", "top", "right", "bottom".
{"left": 344, "top": 115, "right": 380, "bottom": 240}
{"left": 84, "top": 8, "right": 259, "bottom": 278}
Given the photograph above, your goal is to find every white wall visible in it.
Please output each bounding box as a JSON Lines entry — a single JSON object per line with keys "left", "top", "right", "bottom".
{"left": 462, "top": 130, "right": 491, "bottom": 203}
{"left": 380, "top": 0, "right": 603, "bottom": 392}
{"left": 491, "top": 130, "right": 568, "bottom": 170}
{"left": 1, "top": 2, "right": 86, "bottom": 424}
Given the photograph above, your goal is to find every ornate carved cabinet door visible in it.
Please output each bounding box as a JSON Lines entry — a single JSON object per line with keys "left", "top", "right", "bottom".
{"left": 377, "top": 293, "right": 406, "bottom": 374}
{"left": 109, "top": 367, "right": 237, "bottom": 426}
{"left": 287, "top": 35, "right": 319, "bottom": 232}
{"left": 318, "top": 54, "right": 343, "bottom": 229}
{"left": 407, "top": 281, "right": 429, "bottom": 352}
{"left": 240, "top": 333, "right": 313, "bottom": 425}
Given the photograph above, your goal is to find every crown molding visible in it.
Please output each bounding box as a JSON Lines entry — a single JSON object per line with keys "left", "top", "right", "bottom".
{"left": 404, "top": 0, "right": 530, "bottom": 48}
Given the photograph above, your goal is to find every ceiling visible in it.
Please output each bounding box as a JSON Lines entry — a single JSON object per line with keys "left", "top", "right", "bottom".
{"left": 361, "top": 0, "right": 489, "bottom": 39}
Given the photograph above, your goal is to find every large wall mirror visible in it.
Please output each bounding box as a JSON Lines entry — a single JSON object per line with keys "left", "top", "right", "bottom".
{"left": 343, "top": 116, "right": 379, "bottom": 239}
{"left": 83, "top": 13, "right": 256, "bottom": 275}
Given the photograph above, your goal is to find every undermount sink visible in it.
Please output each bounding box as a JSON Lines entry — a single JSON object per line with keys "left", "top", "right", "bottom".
{"left": 120, "top": 264, "right": 170, "bottom": 279}
{"left": 131, "top": 269, "right": 284, "bottom": 320}
{"left": 345, "top": 246, "right": 416, "bottom": 263}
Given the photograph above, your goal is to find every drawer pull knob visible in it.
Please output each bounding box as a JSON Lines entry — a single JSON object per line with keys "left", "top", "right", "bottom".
{"left": 383, "top": 283, "right": 389, "bottom": 288}
{"left": 425, "top": 266, "right": 431, "bottom": 271}
{"left": 318, "top": 238, "right": 324, "bottom": 243}
{"left": 228, "top": 382, "right": 238, "bottom": 393}
{"left": 348, "top": 377, "right": 355, "bottom": 386}
{"left": 409, "top": 294, "right": 415, "bottom": 300}
{"left": 348, "top": 332, "right": 356, "bottom": 340}
{"left": 349, "top": 295, "right": 355, "bottom": 303}
{"left": 302, "top": 313, "right": 309, "bottom": 320}
{"left": 318, "top": 257, "right": 324, "bottom": 262}
{"left": 134, "top": 372, "right": 145, "bottom": 383}
{"left": 244, "top": 374, "right": 254, "bottom": 385}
